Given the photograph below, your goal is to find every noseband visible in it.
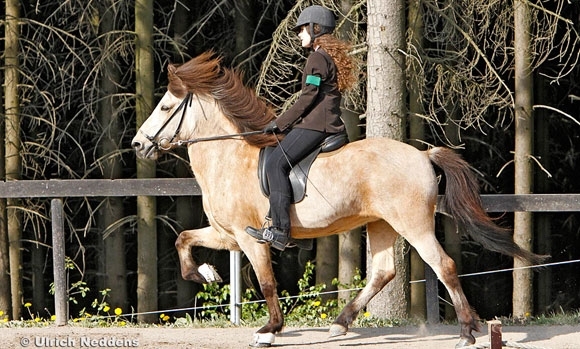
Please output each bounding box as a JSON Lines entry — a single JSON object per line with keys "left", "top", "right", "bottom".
{"left": 141, "top": 92, "right": 193, "bottom": 151}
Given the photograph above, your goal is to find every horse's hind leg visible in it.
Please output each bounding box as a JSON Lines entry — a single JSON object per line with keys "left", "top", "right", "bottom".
{"left": 408, "top": 233, "right": 480, "bottom": 347}
{"left": 330, "top": 220, "right": 398, "bottom": 337}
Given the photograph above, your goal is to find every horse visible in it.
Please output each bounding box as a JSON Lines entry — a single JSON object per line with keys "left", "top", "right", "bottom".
{"left": 131, "top": 52, "right": 545, "bottom": 348}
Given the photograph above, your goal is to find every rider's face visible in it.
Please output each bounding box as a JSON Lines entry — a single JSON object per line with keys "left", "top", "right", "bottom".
{"left": 298, "top": 26, "right": 312, "bottom": 48}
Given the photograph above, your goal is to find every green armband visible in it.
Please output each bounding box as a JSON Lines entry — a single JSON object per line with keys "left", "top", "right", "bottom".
{"left": 305, "top": 75, "right": 321, "bottom": 87}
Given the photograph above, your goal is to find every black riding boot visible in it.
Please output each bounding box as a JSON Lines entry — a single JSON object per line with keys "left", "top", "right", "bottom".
{"left": 245, "top": 226, "right": 313, "bottom": 251}
{"left": 245, "top": 226, "right": 289, "bottom": 251}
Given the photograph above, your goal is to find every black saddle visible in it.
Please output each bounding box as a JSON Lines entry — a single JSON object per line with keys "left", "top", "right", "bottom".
{"left": 258, "top": 132, "right": 348, "bottom": 203}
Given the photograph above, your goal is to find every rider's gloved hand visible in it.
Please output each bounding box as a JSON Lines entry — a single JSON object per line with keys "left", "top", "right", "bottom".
{"left": 263, "top": 120, "right": 279, "bottom": 134}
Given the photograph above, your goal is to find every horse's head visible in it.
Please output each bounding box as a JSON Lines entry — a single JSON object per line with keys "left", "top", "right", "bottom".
{"left": 132, "top": 89, "right": 195, "bottom": 160}
{"left": 132, "top": 52, "right": 280, "bottom": 159}
{"left": 132, "top": 63, "right": 208, "bottom": 160}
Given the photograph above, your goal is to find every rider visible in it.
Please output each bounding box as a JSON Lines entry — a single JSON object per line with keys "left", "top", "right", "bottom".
{"left": 245, "top": 5, "right": 357, "bottom": 251}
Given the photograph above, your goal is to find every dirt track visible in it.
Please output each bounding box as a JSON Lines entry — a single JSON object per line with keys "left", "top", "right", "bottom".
{"left": 1, "top": 323, "right": 579, "bottom": 348}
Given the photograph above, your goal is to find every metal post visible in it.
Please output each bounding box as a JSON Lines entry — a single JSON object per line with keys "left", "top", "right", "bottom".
{"left": 51, "top": 199, "right": 67, "bottom": 326}
{"left": 229, "top": 250, "right": 242, "bottom": 325}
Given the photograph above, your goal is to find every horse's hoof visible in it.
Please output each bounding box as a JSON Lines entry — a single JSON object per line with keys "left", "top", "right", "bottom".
{"left": 328, "top": 323, "right": 348, "bottom": 337}
{"left": 249, "top": 332, "right": 275, "bottom": 347}
{"left": 455, "top": 337, "right": 476, "bottom": 348}
{"left": 198, "top": 263, "right": 223, "bottom": 283}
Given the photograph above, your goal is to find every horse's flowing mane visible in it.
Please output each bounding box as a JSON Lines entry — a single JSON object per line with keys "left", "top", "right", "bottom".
{"left": 167, "top": 52, "right": 279, "bottom": 148}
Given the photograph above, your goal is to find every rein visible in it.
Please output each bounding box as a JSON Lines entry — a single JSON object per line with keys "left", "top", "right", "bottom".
{"left": 141, "top": 91, "right": 265, "bottom": 150}
{"left": 172, "top": 130, "right": 264, "bottom": 146}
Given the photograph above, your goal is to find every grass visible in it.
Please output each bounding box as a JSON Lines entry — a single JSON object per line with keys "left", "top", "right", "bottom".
{"left": 1, "top": 308, "right": 578, "bottom": 329}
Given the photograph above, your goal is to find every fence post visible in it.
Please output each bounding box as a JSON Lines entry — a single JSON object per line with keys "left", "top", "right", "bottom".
{"left": 425, "top": 264, "right": 439, "bottom": 323}
{"left": 488, "top": 319, "right": 502, "bottom": 349}
{"left": 230, "top": 250, "right": 242, "bottom": 325}
{"left": 51, "top": 198, "right": 67, "bottom": 326}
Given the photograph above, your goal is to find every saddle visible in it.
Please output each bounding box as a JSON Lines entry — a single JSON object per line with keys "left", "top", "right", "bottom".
{"left": 258, "top": 132, "right": 348, "bottom": 203}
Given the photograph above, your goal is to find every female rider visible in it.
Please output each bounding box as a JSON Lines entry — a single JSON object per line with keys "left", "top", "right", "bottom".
{"left": 246, "top": 5, "right": 357, "bottom": 251}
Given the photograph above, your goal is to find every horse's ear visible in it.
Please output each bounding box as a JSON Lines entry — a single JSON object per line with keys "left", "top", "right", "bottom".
{"left": 167, "top": 64, "right": 177, "bottom": 79}
{"left": 167, "top": 64, "right": 187, "bottom": 97}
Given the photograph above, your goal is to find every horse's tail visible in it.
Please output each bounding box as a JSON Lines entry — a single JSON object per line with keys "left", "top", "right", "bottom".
{"left": 427, "top": 147, "right": 548, "bottom": 265}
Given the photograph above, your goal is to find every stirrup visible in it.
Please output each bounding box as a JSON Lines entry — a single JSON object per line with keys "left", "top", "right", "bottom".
{"left": 287, "top": 238, "right": 313, "bottom": 250}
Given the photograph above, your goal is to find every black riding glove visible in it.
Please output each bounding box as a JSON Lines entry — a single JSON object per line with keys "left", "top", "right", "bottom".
{"left": 263, "top": 120, "right": 279, "bottom": 134}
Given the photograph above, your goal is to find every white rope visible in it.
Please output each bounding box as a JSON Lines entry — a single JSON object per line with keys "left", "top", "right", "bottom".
{"left": 411, "top": 258, "right": 580, "bottom": 284}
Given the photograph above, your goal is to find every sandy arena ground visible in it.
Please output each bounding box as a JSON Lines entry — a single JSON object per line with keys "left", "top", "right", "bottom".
{"left": 1, "top": 323, "right": 579, "bottom": 348}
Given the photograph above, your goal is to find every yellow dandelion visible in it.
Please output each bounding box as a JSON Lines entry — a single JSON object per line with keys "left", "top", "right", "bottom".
{"left": 119, "top": 321, "right": 126, "bottom": 326}
{"left": 313, "top": 301, "right": 321, "bottom": 307}
{"left": 51, "top": 315, "right": 57, "bottom": 321}
{"left": 162, "top": 315, "right": 170, "bottom": 321}
{"left": 363, "top": 311, "right": 371, "bottom": 318}
{"left": 103, "top": 306, "right": 110, "bottom": 313}
{"left": 0, "top": 311, "right": 4, "bottom": 316}
{"left": 24, "top": 302, "right": 32, "bottom": 308}
{"left": 114, "top": 308, "right": 122, "bottom": 316}
{"left": 34, "top": 317, "right": 41, "bottom": 322}
{"left": 320, "top": 313, "right": 327, "bottom": 319}
{"left": 2, "top": 318, "right": 8, "bottom": 323}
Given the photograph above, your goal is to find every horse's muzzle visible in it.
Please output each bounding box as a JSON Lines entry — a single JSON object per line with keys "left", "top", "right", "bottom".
{"left": 131, "top": 137, "right": 158, "bottom": 160}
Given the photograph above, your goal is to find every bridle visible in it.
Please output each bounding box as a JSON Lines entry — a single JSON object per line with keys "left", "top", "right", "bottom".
{"left": 140, "top": 92, "right": 262, "bottom": 150}
{"left": 140, "top": 92, "right": 193, "bottom": 151}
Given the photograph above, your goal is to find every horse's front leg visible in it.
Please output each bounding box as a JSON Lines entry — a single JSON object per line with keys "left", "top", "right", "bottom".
{"left": 236, "top": 234, "right": 284, "bottom": 348}
{"left": 175, "top": 226, "right": 231, "bottom": 283}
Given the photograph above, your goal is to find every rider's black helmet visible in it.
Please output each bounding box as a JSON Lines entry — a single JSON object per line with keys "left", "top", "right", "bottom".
{"left": 292, "top": 5, "right": 336, "bottom": 38}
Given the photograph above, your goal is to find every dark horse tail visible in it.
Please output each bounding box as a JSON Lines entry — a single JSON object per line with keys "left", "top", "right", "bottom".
{"left": 428, "top": 147, "right": 547, "bottom": 265}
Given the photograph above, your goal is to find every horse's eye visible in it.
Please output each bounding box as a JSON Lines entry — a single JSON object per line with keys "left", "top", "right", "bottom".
{"left": 160, "top": 105, "right": 171, "bottom": 112}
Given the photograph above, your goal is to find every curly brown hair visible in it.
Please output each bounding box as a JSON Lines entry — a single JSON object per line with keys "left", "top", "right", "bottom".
{"left": 312, "top": 27, "right": 357, "bottom": 92}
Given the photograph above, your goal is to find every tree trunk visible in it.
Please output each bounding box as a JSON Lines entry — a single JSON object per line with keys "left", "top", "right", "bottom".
{"left": 513, "top": 0, "right": 534, "bottom": 319}
{"left": 31, "top": 244, "right": 45, "bottom": 315}
{"left": 0, "top": 64, "right": 11, "bottom": 318}
{"left": 234, "top": 0, "right": 255, "bottom": 71}
{"left": 5, "top": 0, "right": 22, "bottom": 320}
{"left": 366, "top": 0, "right": 409, "bottom": 319}
{"left": 316, "top": 236, "right": 338, "bottom": 302}
{"left": 171, "top": 4, "right": 198, "bottom": 314}
{"left": 407, "top": 0, "right": 426, "bottom": 320}
{"left": 442, "top": 124, "right": 461, "bottom": 321}
{"left": 135, "top": 0, "right": 158, "bottom": 323}
{"left": 534, "top": 75, "right": 551, "bottom": 314}
{"left": 337, "top": 0, "right": 362, "bottom": 305}
{"left": 97, "top": 0, "right": 128, "bottom": 312}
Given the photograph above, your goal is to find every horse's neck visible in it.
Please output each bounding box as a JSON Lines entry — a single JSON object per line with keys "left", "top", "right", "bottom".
{"left": 187, "top": 140, "right": 257, "bottom": 190}
{"left": 184, "top": 102, "right": 258, "bottom": 192}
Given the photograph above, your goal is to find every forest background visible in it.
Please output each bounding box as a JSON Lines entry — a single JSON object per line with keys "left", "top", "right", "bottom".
{"left": 1, "top": 0, "right": 580, "bottom": 326}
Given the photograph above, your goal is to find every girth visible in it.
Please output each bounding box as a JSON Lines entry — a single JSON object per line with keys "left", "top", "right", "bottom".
{"left": 258, "top": 132, "right": 348, "bottom": 203}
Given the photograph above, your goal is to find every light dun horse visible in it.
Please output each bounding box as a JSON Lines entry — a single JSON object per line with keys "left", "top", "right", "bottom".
{"left": 132, "top": 52, "right": 544, "bottom": 348}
